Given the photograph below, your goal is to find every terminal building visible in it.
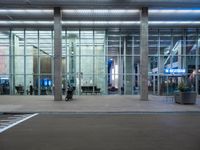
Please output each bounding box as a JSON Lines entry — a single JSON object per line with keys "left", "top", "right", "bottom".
{"left": 0, "top": 0, "right": 200, "bottom": 100}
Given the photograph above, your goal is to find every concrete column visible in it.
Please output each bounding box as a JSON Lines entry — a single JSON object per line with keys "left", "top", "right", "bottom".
{"left": 54, "top": 7, "right": 62, "bottom": 101}
{"left": 140, "top": 7, "right": 149, "bottom": 100}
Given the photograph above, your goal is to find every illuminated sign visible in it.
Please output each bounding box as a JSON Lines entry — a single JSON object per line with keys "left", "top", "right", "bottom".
{"left": 164, "top": 69, "right": 186, "bottom": 74}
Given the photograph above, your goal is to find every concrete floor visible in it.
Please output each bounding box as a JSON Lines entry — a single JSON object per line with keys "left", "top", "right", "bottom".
{"left": 0, "top": 113, "right": 200, "bottom": 150}
{"left": 0, "top": 95, "right": 200, "bottom": 113}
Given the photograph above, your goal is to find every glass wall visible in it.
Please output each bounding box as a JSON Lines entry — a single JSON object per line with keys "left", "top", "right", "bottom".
{"left": 0, "top": 30, "right": 10, "bottom": 95}
{"left": 62, "top": 30, "right": 106, "bottom": 95}
{"left": 0, "top": 28, "right": 200, "bottom": 96}
{"left": 0, "top": 29, "right": 53, "bottom": 95}
{"left": 148, "top": 29, "right": 200, "bottom": 95}
{"left": 106, "top": 30, "right": 140, "bottom": 95}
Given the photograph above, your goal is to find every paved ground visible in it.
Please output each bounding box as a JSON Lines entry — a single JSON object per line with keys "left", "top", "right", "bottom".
{"left": 0, "top": 95, "right": 200, "bottom": 113}
{"left": 0, "top": 96, "right": 200, "bottom": 150}
{"left": 0, "top": 113, "right": 200, "bottom": 150}
{"left": 0, "top": 114, "right": 12, "bottom": 120}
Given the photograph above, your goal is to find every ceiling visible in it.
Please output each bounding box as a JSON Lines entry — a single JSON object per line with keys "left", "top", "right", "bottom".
{"left": 0, "top": 1, "right": 200, "bottom": 28}
{"left": 0, "top": 0, "right": 200, "bottom": 9}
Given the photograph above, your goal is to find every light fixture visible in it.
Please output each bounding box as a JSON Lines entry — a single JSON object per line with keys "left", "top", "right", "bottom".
{"left": 0, "top": 20, "right": 200, "bottom": 26}
{"left": 62, "top": 21, "right": 200, "bottom": 25}
{"left": 0, "top": 21, "right": 53, "bottom": 25}
{"left": 62, "top": 21, "right": 140, "bottom": 25}
{"left": 149, "top": 21, "right": 200, "bottom": 25}
{"left": 62, "top": 9, "right": 139, "bottom": 14}
{"left": 0, "top": 9, "right": 53, "bottom": 13}
{"left": 150, "top": 9, "right": 200, "bottom": 14}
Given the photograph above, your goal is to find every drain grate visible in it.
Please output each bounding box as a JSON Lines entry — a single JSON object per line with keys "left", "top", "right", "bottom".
{"left": 0, "top": 113, "right": 38, "bottom": 133}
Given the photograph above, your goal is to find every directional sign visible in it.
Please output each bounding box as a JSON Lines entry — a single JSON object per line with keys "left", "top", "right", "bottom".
{"left": 164, "top": 68, "right": 186, "bottom": 74}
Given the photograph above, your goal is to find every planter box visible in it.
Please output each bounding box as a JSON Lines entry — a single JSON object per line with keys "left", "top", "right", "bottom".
{"left": 174, "top": 92, "right": 197, "bottom": 104}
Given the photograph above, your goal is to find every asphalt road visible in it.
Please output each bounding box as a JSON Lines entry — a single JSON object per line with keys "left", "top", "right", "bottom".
{"left": 0, "top": 113, "right": 200, "bottom": 150}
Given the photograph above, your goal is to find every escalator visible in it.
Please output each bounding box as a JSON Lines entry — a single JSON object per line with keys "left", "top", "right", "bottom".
{"left": 164, "top": 40, "right": 181, "bottom": 67}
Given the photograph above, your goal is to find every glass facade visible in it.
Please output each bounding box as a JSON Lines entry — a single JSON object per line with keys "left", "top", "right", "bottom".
{"left": 148, "top": 29, "right": 200, "bottom": 96}
{"left": 0, "top": 30, "right": 53, "bottom": 95}
{"left": 0, "top": 28, "right": 199, "bottom": 95}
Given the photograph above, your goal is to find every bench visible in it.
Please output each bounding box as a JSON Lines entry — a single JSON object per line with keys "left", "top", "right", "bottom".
{"left": 81, "top": 86, "right": 101, "bottom": 95}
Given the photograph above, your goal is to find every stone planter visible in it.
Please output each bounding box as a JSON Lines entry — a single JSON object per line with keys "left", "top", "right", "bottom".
{"left": 174, "top": 92, "right": 197, "bottom": 104}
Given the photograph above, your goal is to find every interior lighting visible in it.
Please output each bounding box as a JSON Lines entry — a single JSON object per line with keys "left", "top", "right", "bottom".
{"left": 0, "top": 9, "right": 53, "bottom": 13}
{"left": 62, "top": 9, "right": 139, "bottom": 14}
{"left": 149, "top": 21, "right": 200, "bottom": 25}
{"left": 62, "top": 21, "right": 140, "bottom": 25}
{"left": 1, "top": 20, "right": 200, "bottom": 26}
{"left": 150, "top": 9, "right": 200, "bottom": 13}
{"left": 0, "top": 21, "right": 53, "bottom": 25}
{"left": 115, "top": 65, "right": 119, "bottom": 79}
{"left": 112, "top": 68, "right": 114, "bottom": 81}
{"left": 63, "top": 21, "right": 200, "bottom": 25}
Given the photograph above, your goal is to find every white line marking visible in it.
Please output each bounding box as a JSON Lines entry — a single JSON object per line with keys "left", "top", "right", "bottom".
{"left": 0, "top": 113, "right": 38, "bottom": 133}
{"left": 0, "top": 123, "right": 10, "bottom": 125}
{"left": 0, "top": 120, "right": 11, "bottom": 122}
{"left": 0, "top": 125, "right": 7, "bottom": 128}
{"left": 8, "top": 117, "right": 20, "bottom": 119}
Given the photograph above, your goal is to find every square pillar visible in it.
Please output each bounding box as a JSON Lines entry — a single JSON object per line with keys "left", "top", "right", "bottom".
{"left": 140, "top": 7, "right": 149, "bottom": 100}
{"left": 54, "top": 7, "right": 62, "bottom": 101}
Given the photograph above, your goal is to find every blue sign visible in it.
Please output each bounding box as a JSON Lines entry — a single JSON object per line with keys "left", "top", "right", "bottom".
{"left": 164, "top": 69, "right": 186, "bottom": 74}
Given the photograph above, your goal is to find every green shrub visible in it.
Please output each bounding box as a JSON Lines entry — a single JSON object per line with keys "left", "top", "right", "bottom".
{"left": 178, "top": 81, "right": 186, "bottom": 92}
{"left": 178, "top": 81, "right": 192, "bottom": 92}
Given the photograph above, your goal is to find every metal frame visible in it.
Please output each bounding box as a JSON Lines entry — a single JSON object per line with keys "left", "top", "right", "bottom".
{"left": 1, "top": 27, "right": 200, "bottom": 96}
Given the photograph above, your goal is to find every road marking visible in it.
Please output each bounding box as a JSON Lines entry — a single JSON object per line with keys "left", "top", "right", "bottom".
{"left": 1, "top": 120, "right": 11, "bottom": 122}
{"left": 0, "top": 122, "right": 10, "bottom": 125}
{"left": 0, "top": 113, "right": 38, "bottom": 133}
{"left": 8, "top": 117, "right": 21, "bottom": 119}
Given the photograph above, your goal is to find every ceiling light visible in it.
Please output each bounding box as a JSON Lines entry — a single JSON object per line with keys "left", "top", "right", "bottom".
{"left": 150, "top": 9, "right": 200, "bottom": 13}
{"left": 62, "top": 9, "right": 139, "bottom": 14}
{"left": 149, "top": 21, "right": 200, "bottom": 25}
{"left": 0, "top": 21, "right": 53, "bottom": 25}
{"left": 0, "top": 20, "right": 200, "bottom": 26}
{"left": 62, "top": 21, "right": 139, "bottom": 25}
{"left": 0, "top": 9, "right": 53, "bottom": 13}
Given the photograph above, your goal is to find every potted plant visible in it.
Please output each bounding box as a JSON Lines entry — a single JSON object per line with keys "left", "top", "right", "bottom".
{"left": 178, "top": 81, "right": 186, "bottom": 92}
{"left": 174, "top": 81, "right": 197, "bottom": 104}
